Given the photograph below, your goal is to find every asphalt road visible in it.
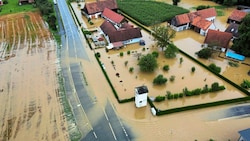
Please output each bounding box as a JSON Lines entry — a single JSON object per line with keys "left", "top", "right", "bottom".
{"left": 55, "top": 1, "right": 132, "bottom": 141}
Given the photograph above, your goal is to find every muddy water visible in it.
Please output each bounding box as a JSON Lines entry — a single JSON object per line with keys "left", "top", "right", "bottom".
{"left": 0, "top": 12, "right": 68, "bottom": 141}
{"left": 78, "top": 1, "right": 250, "bottom": 141}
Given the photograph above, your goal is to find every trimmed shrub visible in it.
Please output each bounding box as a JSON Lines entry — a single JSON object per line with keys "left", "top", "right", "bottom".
{"left": 191, "top": 66, "right": 196, "bottom": 72}
{"left": 129, "top": 67, "right": 134, "bottom": 72}
{"left": 152, "top": 51, "right": 159, "bottom": 58}
{"left": 120, "top": 52, "right": 124, "bottom": 56}
{"left": 155, "top": 95, "right": 166, "bottom": 102}
{"left": 163, "top": 65, "right": 170, "bottom": 71}
{"left": 208, "top": 63, "right": 221, "bottom": 74}
{"left": 95, "top": 52, "right": 101, "bottom": 58}
{"left": 124, "top": 61, "right": 128, "bottom": 66}
{"left": 169, "top": 75, "right": 175, "bottom": 82}
{"left": 127, "top": 50, "right": 131, "bottom": 55}
{"left": 153, "top": 74, "right": 168, "bottom": 85}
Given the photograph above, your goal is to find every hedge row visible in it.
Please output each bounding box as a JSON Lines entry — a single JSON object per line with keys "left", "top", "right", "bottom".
{"left": 156, "top": 96, "right": 250, "bottom": 116}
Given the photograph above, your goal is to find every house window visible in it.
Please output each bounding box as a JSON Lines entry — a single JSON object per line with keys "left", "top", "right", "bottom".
{"left": 139, "top": 101, "right": 142, "bottom": 103}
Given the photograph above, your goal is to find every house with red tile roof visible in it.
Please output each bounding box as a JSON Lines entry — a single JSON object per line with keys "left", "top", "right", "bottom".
{"left": 195, "top": 8, "right": 217, "bottom": 21}
{"left": 170, "top": 13, "right": 190, "bottom": 31}
{"left": 227, "top": 9, "right": 247, "bottom": 24}
{"left": 100, "top": 20, "right": 142, "bottom": 49}
{"left": 102, "top": 8, "right": 126, "bottom": 27}
{"left": 171, "top": 8, "right": 217, "bottom": 35}
{"left": 81, "top": 0, "right": 118, "bottom": 19}
{"left": 203, "top": 29, "right": 232, "bottom": 51}
{"left": 191, "top": 16, "right": 216, "bottom": 36}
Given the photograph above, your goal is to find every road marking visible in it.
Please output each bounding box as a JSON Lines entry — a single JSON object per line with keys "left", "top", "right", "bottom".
{"left": 103, "top": 110, "right": 109, "bottom": 121}
{"left": 93, "top": 131, "right": 97, "bottom": 138}
{"left": 109, "top": 122, "right": 117, "bottom": 140}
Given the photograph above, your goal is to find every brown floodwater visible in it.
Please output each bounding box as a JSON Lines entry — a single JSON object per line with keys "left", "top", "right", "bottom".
{"left": 74, "top": 1, "right": 250, "bottom": 141}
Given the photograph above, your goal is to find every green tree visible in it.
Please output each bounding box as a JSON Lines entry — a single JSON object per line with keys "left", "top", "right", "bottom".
{"left": 164, "top": 43, "right": 179, "bottom": 58}
{"left": 153, "top": 74, "right": 168, "bottom": 85}
{"left": 231, "top": 13, "right": 250, "bottom": 57}
{"left": 223, "top": 0, "right": 234, "bottom": 6}
{"left": 172, "top": 0, "right": 181, "bottom": 5}
{"left": 152, "top": 25, "right": 177, "bottom": 56}
{"left": 138, "top": 54, "right": 158, "bottom": 72}
{"left": 196, "top": 48, "right": 213, "bottom": 59}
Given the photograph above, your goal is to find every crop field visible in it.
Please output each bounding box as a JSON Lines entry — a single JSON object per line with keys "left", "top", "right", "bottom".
{"left": 0, "top": 12, "right": 69, "bottom": 140}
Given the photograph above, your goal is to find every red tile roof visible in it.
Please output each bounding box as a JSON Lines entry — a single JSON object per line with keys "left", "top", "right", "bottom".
{"left": 204, "top": 29, "right": 233, "bottom": 48}
{"left": 175, "top": 13, "right": 190, "bottom": 25}
{"left": 102, "top": 8, "right": 125, "bottom": 24}
{"left": 195, "top": 8, "right": 217, "bottom": 19}
{"left": 84, "top": 0, "right": 118, "bottom": 15}
{"left": 228, "top": 9, "right": 247, "bottom": 22}
{"left": 100, "top": 21, "right": 142, "bottom": 43}
{"left": 191, "top": 17, "right": 212, "bottom": 30}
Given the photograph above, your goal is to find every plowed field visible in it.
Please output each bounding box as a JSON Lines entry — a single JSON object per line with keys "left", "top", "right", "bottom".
{"left": 0, "top": 12, "right": 69, "bottom": 141}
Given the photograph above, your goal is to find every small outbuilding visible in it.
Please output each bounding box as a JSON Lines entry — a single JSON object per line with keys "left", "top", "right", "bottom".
{"left": 135, "top": 86, "right": 148, "bottom": 108}
{"left": 227, "top": 9, "right": 247, "bottom": 24}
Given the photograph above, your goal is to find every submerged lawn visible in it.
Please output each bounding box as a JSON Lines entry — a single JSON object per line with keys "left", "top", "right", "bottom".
{"left": 117, "top": 0, "right": 189, "bottom": 26}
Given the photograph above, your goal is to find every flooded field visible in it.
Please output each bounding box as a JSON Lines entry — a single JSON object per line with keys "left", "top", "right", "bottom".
{"left": 75, "top": 1, "right": 250, "bottom": 141}
{"left": 0, "top": 12, "right": 68, "bottom": 140}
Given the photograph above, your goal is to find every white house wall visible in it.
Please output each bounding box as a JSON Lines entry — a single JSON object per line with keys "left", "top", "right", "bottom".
{"left": 123, "top": 38, "right": 141, "bottom": 45}
{"left": 171, "top": 24, "right": 189, "bottom": 32}
{"left": 206, "top": 16, "right": 216, "bottom": 22}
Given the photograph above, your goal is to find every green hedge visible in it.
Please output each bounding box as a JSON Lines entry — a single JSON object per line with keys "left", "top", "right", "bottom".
{"left": 157, "top": 96, "right": 250, "bottom": 116}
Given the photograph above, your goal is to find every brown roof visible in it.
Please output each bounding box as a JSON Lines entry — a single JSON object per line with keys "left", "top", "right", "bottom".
{"left": 175, "top": 13, "right": 190, "bottom": 25}
{"left": 102, "top": 8, "right": 125, "bottom": 24}
{"left": 228, "top": 9, "right": 247, "bottom": 22}
{"left": 195, "top": 8, "right": 217, "bottom": 19}
{"left": 204, "top": 29, "right": 233, "bottom": 48}
{"left": 191, "top": 16, "right": 212, "bottom": 30}
{"left": 84, "top": 0, "right": 118, "bottom": 15}
{"left": 100, "top": 20, "right": 142, "bottom": 43}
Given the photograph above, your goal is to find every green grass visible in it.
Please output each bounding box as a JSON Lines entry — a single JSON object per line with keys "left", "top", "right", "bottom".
{"left": 0, "top": 1, "right": 38, "bottom": 15}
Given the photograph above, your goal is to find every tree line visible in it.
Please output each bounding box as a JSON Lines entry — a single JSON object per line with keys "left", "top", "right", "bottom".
{"left": 34, "top": 0, "right": 57, "bottom": 30}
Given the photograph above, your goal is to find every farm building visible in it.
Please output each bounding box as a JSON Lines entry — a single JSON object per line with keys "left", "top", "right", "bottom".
{"left": 203, "top": 29, "right": 233, "bottom": 51}
{"left": 81, "top": 0, "right": 118, "bottom": 19}
{"left": 99, "top": 8, "right": 142, "bottom": 50}
{"left": 227, "top": 9, "right": 247, "bottom": 24}
{"left": 135, "top": 86, "right": 148, "bottom": 108}
{"left": 171, "top": 8, "right": 217, "bottom": 35}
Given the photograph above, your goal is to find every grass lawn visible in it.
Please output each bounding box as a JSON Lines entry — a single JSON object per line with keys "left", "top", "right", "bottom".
{"left": 117, "top": 0, "right": 189, "bottom": 26}
{"left": 0, "top": 1, "right": 38, "bottom": 15}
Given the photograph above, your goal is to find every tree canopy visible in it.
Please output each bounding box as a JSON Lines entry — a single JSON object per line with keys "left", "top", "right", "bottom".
{"left": 138, "top": 54, "right": 158, "bottom": 72}
{"left": 152, "top": 25, "right": 178, "bottom": 58}
{"left": 196, "top": 48, "right": 213, "bottom": 59}
{"left": 172, "top": 0, "right": 181, "bottom": 5}
{"left": 231, "top": 13, "right": 250, "bottom": 57}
